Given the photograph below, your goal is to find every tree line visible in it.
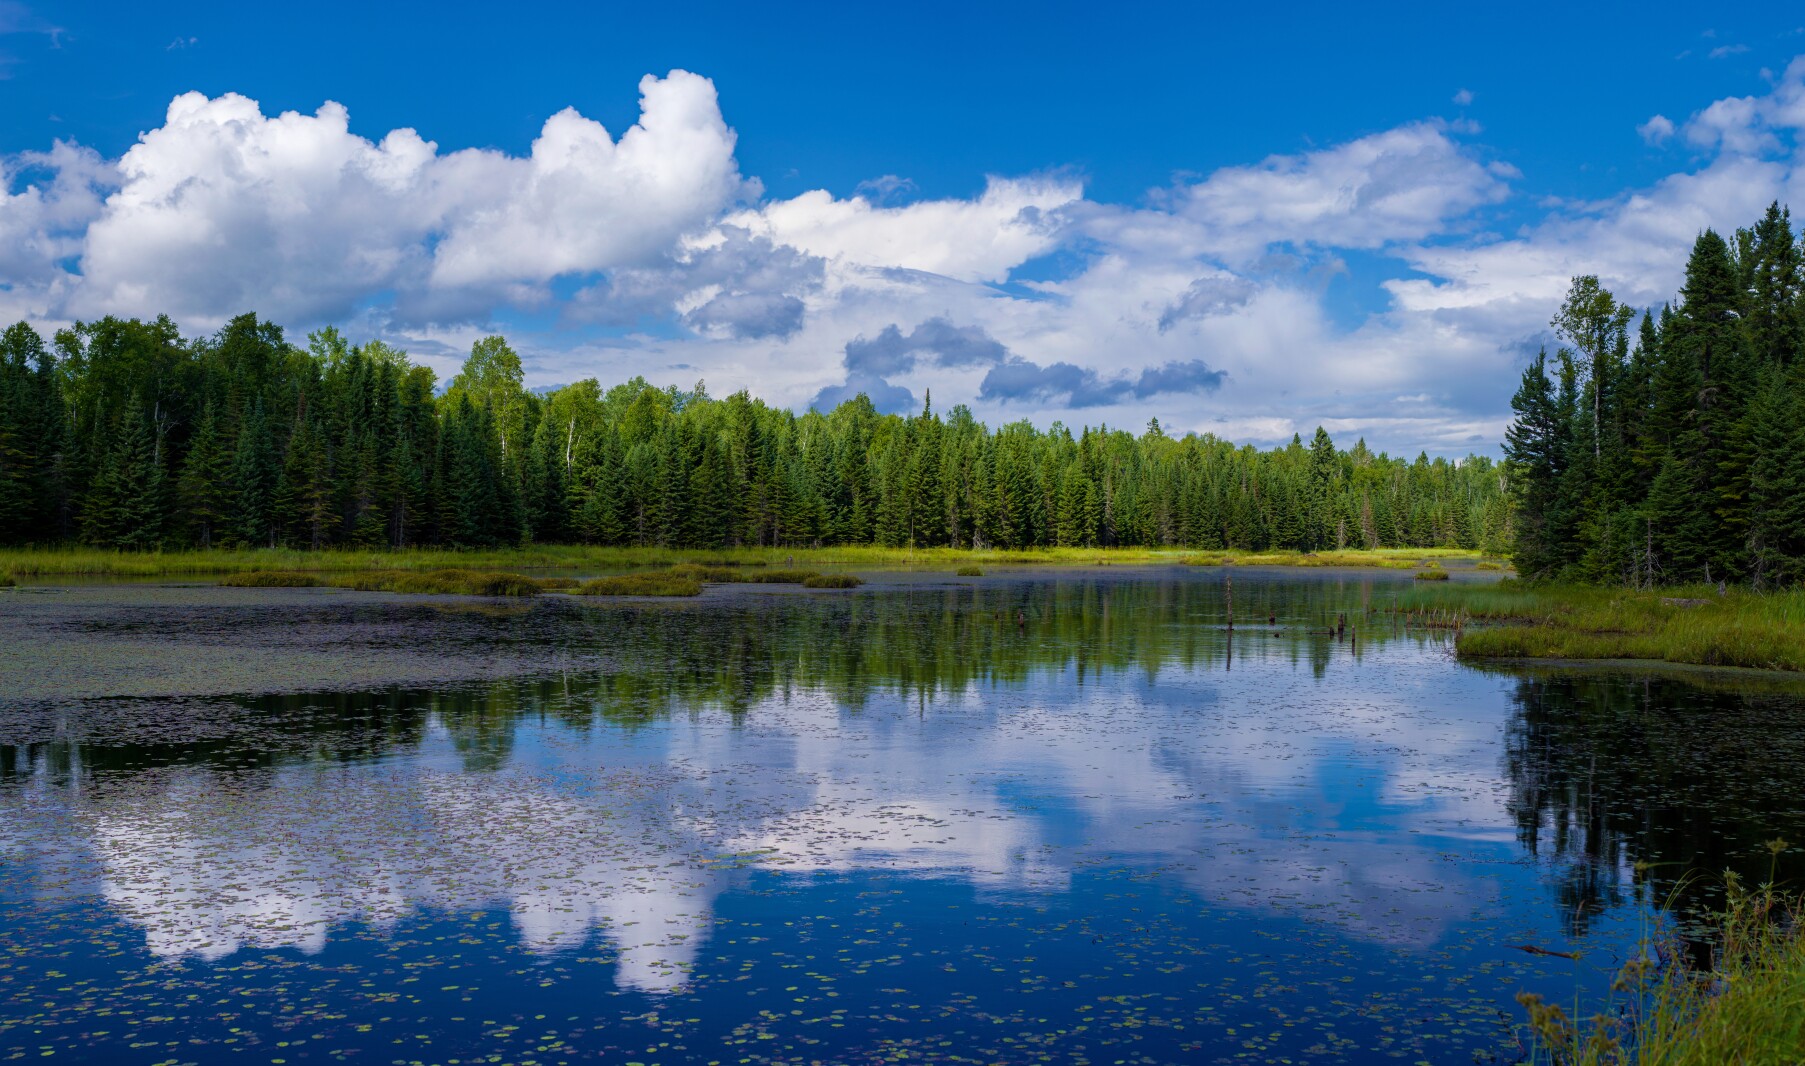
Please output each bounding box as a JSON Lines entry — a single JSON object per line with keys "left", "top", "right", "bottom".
{"left": 0, "top": 312, "right": 1506, "bottom": 553}
{"left": 1504, "top": 202, "right": 1805, "bottom": 586}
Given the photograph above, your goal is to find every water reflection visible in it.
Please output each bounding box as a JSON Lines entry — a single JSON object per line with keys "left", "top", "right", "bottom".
{"left": 3, "top": 573, "right": 1803, "bottom": 1061}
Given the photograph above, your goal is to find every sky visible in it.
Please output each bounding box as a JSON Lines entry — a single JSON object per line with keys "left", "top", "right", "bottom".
{"left": 3, "top": 1, "right": 1805, "bottom": 456}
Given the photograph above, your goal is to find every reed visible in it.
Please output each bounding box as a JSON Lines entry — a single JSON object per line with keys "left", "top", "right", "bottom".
{"left": 802, "top": 574, "right": 863, "bottom": 589}
{"left": 956, "top": 566, "right": 985, "bottom": 577}
{"left": 1519, "top": 848, "right": 1804, "bottom": 1065}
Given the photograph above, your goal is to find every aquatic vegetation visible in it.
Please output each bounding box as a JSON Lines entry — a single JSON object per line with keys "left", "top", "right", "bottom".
{"left": 219, "top": 570, "right": 324, "bottom": 587}
{"left": 0, "top": 572, "right": 13, "bottom": 587}
{"left": 669, "top": 563, "right": 748, "bottom": 582}
{"left": 802, "top": 573, "right": 862, "bottom": 588}
{"left": 1182, "top": 547, "right": 1480, "bottom": 569}
{"left": 956, "top": 565, "right": 984, "bottom": 576}
{"left": 1519, "top": 862, "right": 1805, "bottom": 1065}
{"left": 574, "top": 572, "right": 703, "bottom": 597}
{"left": 742, "top": 568, "right": 823, "bottom": 583}
{"left": 1414, "top": 569, "right": 1451, "bottom": 580}
{"left": 1476, "top": 561, "right": 1506, "bottom": 571}
{"left": 1392, "top": 582, "right": 1805, "bottom": 672}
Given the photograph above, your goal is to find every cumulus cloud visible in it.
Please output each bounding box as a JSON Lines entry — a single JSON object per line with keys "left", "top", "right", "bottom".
{"left": 843, "top": 316, "right": 1008, "bottom": 376}
{"left": 732, "top": 175, "right": 1081, "bottom": 283}
{"left": 1153, "top": 121, "right": 1510, "bottom": 261}
{"left": 70, "top": 71, "right": 746, "bottom": 326}
{"left": 1637, "top": 114, "right": 1677, "bottom": 144}
{"left": 980, "top": 356, "right": 1225, "bottom": 408}
{"left": 568, "top": 227, "right": 823, "bottom": 339}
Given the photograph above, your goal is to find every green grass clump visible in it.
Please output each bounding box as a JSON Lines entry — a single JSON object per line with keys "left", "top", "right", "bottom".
{"left": 669, "top": 563, "right": 747, "bottom": 583}
{"left": 574, "top": 573, "right": 702, "bottom": 597}
{"left": 1414, "top": 569, "right": 1450, "bottom": 581}
{"left": 1390, "top": 582, "right": 1805, "bottom": 672}
{"left": 220, "top": 570, "right": 323, "bottom": 588}
{"left": 743, "top": 569, "right": 822, "bottom": 584}
{"left": 803, "top": 573, "right": 863, "bottom": 589}
{"left": 1519, "top": 860, "right": 1804, "bottom": 1065}
{"left": 0, "top": 572, "right": 15, "bottom": 588}
{"left": 956, "top": 565, "right": 984, "bottom": 577}
{"left": 1475, "top": 561, "right": 1504, "bottom": 571}
{"left": 329, "top": 569, "right": 549, "bottom": 596}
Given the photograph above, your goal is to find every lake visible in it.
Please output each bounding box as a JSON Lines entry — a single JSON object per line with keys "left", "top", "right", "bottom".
{"left": 3, "top": 567, "right": 1802, "bottom": 1064}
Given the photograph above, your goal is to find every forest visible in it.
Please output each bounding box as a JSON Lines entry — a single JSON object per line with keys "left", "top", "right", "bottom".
{"left": 0, "top": 314, "right": 1506, "bottom": 554}
{"left": 1505, "top": 202, "right": 1805, "bottom": 588}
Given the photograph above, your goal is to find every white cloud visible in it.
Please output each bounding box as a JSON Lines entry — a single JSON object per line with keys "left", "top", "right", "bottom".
{"left": 71, "top": 71, "right": 746, "bottom": 327}
{"left": 1453, "top": 88, "right": 1475, "bottom": 106}
{"left": 5, "top": 58, "right": 1805, "bottom": 454}
{"left": 1155, "top": 121, "right": 1509, "bottom": 262}
{"left": 1637, "top": 114, "right": 1676, "bottom": 144}
{"left": 731, "top": 175, "right": 1081, "bottom": 283}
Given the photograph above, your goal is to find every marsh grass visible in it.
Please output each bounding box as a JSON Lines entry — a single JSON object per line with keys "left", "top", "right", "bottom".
{"left": 0, "top": 544, "right": 1482, "bottom": 577}
{"left": 802, "top": 574, "right": 863, "bottom": 589}
{"left": 1415, "top": 568, "right": 1451, "bottom": 581}
{"left": 221, "top": 568, "right": 558, "bottom": 596}
{"left": 0, "top": 572, "right": 14, "bottom": 588}
{"left": 1519, "top": 848, "right": 1805, "bottom": 1065}
{"left": 574, "top": 573, "right": 702, "bottom": 597}
{"left": 219, "top": 571, "right": 323, "bottom": 588}
{"left": 743, "top": 569, "right": 823, "bottom": 584}
{"left": 956, "top": 566, "right": 985, "bottom": 576}
{"left": 1388, "top": 582, "right": 1805, "bottom": 672}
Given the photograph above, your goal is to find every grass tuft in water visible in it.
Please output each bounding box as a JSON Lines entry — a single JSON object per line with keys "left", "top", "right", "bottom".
{"left": 803, "top": 573, "right": 863, "bottom": 589}
{"left": 742, "top": 569, "right": 823, "bottom": 584}
{"left": 956, "top": 565, "right": 985, "bottom": 577}
{"left": 1414, "top": 568, "right": 1451, "bottom": 581}
{"left": 1519, "top": 854, "right": 1805, "bottom": 1065}
{"left": 219, "top": 570, "right": 323, "bottom": 588}
{"left": 574, "top": 573, "right": 703, "bottom": 597}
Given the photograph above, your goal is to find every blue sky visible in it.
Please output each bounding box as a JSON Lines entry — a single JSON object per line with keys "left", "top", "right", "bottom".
{"left": 4, "top": 1, "right": 1805, "bottom": 454}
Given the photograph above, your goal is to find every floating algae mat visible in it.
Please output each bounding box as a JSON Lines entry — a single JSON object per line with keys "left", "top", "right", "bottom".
{"left": 2, "top": 568, "right": 1803, "bottom": 1064}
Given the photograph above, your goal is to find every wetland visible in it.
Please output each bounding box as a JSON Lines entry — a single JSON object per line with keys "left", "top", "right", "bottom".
{"left": 2, "top": 566, "right": 1803, "bottom": 1064}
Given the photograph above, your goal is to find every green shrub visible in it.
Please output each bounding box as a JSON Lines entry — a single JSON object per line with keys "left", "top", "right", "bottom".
{"left": 220, "top": 571, "right": 323, "bottom": 588}
{"left": 803, "top": 573, "right": 863, "bottom": 589}
{"left": 956, "top": 565, "right": 984, "bottom": 577}
{"left": 1414, "top": 569, "right": 1451, "bottom": 581}
{"left": 575, "top": 573, "right": 702, "bottom": 597}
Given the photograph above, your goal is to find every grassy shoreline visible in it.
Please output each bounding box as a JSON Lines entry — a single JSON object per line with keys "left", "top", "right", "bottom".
{"left": 1390, "top": 582, "right": 1805, "bottom": 673}
{"left": 0, "top": 544, "right": 1489, "bottom": 577}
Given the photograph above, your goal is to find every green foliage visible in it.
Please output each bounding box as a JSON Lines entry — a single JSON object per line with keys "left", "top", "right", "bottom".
{"left": 1414, "top": 568, "right": 1450, "bottom": 580}
{"left": 1507, "top": 207, "right": 1805, "bottom": 587}
{"left": 0, "top": 316, "right": 1501, "bottom": 554}
{"left": 956, "top": 565, "right": 985, "bottom": 576}
{"left": 742, "top": 568, "right": 822, "bottom": 583}
{"left": 802, "top": 573, "right": 863, "bottom": 588}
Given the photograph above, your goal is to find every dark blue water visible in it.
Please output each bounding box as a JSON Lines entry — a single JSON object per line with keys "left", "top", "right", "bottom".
{"left": 3, "top": 570, "right": 1801, "bottom": 1064}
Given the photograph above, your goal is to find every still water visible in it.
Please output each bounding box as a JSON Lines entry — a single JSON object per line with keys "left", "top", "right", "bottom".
{"left": 2, "top": 569, "right": 1802, "bottom": 1064}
